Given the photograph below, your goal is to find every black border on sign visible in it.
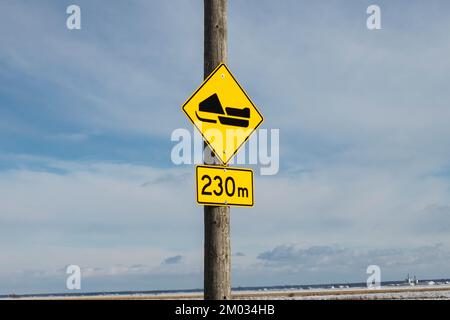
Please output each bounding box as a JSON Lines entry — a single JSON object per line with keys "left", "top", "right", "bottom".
{"left": 195, "top": 165, "right": 254, "bottom": 207}
{"left": 181, "top": 63, "right": 264, "bottom": 165}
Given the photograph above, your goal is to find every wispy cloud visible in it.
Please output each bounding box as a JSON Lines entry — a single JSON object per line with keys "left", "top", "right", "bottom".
{"left": 162, "top": 255, "right": 183, "bottom": 265}
{"left": 257, "top": 243, "right": 450, "bottom": 269}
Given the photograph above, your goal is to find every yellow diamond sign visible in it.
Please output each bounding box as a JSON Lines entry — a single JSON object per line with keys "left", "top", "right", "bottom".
{"left": 182, "top": 63, "right": 264, "bottom": 165}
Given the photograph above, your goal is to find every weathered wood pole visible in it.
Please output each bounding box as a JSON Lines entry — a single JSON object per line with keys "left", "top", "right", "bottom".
{"left": 203, "top": 0, "right": 231, "bottom": 300}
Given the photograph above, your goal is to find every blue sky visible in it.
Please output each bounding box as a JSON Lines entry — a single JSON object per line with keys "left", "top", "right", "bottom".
{"left": 1, "top": 0, "right": 450, "bottom": 294}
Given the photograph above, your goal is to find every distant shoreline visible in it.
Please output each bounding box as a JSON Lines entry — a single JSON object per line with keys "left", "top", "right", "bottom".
{"left": 2, "top": 279, "right": 450, "bottom": 300}
{"left": 4, "top": 285, "right": 450, "bottom": 300}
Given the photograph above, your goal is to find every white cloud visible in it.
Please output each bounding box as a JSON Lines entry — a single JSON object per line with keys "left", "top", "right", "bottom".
{"left": 0, "top": 157, "right": 202, "bottom": 272}
{"left": 253, "top": 242, "right": 450, "bottom": 283}
{"left": 1, "top": 151, "right": 449, "bottom": 293}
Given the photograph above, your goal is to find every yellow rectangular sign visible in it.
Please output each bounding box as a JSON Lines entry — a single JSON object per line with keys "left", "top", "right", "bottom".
{"left": 196, "top": 165, "right": 254, "bottom": 207}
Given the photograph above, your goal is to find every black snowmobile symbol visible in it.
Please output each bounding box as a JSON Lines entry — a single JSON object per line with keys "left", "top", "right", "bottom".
{"left": 195, "top": 94, "right": 250, "bottom": 128}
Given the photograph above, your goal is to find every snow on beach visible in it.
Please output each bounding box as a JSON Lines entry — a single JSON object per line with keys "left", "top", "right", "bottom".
{"left": 3, "top": 283, "right": 450, "bottom": 300}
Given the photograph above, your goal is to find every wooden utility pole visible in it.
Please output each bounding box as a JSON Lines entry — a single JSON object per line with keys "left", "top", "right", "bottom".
{"left": 203, "top": 0, "right": 231, "bottom": 300}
